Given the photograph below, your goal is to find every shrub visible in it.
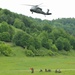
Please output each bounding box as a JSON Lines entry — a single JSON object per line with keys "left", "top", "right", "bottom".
{"left": 51, "top": 44, "right": 58, "bottom": 52}
{"left": 25, "top": 50, "right": 34, "bottom": 57}
{"left": 47, "top": 50, "right": 55, "bottom": 56}
{"left": 0, "top": 43, "right": 12, "bottom": 56}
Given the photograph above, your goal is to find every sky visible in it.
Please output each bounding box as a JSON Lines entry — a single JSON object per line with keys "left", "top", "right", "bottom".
{"left": 0, "top": 0, "right": 75, "bottom": 20}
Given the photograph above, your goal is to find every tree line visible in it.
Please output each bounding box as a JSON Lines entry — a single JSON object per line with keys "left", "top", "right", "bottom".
{"left": 0, "top": 8, "right": 75, "bottom": 56}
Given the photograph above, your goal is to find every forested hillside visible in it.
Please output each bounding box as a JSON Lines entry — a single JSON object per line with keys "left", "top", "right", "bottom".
{"left": 50, "top": 18, "right": 75, "bottom": 36}
{"left": 0, "top": 8, "right": 75, "bottom": 56}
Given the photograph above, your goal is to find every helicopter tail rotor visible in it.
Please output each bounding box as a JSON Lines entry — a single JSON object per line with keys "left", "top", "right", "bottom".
{"left": 47, "top": 9, "right": 49, "bottom": 13}
{"left": 46, "top": 9, "right": 52, "bottom": 15}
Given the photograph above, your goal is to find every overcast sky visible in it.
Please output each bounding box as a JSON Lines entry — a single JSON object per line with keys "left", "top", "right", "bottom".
{"left": 0, "top": 0, "right": 75, "bottom": 20}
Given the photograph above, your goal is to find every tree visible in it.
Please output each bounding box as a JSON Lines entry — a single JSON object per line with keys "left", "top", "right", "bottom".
{"left": 20, "top": 32, "right": 34, "bottom": 48}
{"left": 21, "top": 16, "right": 31, "bottom": 27}
{"left": 12, "top": 30, "right": 25, "bottom": 46}
{"left": 0, "top": 22, "right": 9, "bottom": 32}
{"left": 6, "top": 14, "right": 14, "bottom": 25}
{"left": 41, "top": 38, "right": 52, "bottom": 49}
{"left": 12, "top": 30, "right": 34, "bottom": 48}
{"left": 55, "top": 37, "right": 64, "bottom": 50}
{"left": 63, "top": 38, "right": 71, "bottom": 51}
{"left": 51, "top": 29, "right": 62, "bottom": 40}
{"left": 13, "top": 18, "right": 25, "bottom": 30}
{"left": 33, "top": 37, "right": 41, "bottom": 49}
{"left": 0, "top": 14, "right": 7, "bottom": 23}
{"left": 69, "top": 36, "right": 75, "bottom": 50}
{"left": 8, "top": 26, "right": 15, "bottom": 40}
{"left": 1, "top": 32, "right": 10, "bottom": 42}
{"left": 38, "top": 31, "right": 48, "bottom": 42}
{"left": 55, "top": 37, "right": 71, "bottom": 51}
{"left": 42, "top": 24, "right": 52, "bottom": 33}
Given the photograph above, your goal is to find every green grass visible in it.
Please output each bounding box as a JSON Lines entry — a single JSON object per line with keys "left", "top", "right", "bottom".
{"left": 0, "top": 56, "right": 75, "bottom": 75}
{"left": 1, "top": 42, "right": 75, "bottom": 75}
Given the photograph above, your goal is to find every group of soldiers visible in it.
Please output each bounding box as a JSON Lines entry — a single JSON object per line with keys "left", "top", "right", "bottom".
{"left": 30, "top": 68, "right": 61, "bottom": 73}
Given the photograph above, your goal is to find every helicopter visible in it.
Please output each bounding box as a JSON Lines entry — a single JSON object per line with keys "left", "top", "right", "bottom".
{"left": 22, "top": 4, "right": 52, "bottom": 15}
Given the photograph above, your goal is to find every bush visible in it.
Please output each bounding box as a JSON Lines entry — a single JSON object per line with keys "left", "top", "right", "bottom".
{"left": 25, "top": 50, "right": 34, "bottom": 57}
{"left": 47, "top": 50, "right": 55, "bottom": 56}
{"left": 28, "top": 45, "right": 35, "bottom": 52}
{"left": 37, "top": 50, "right": 47, "bottom": 56}
{"left": 51, "top": 44, "right": 58, "bottom": 52}
{"left": 59, "top": 50, "right": 69, "bottom": 55}
{"left": 0, "top": 43, "right": 12, "bottom": 56}
{"left": 1, "top": 32, "right": 10, "bottom": 42}
{"left": 37, "top": 48, "right": 49, "bottom": 56}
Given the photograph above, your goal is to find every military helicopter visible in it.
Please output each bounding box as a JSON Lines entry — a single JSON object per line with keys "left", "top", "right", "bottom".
{"left": 22, "top": 3, "right": 52, "bottom": 15}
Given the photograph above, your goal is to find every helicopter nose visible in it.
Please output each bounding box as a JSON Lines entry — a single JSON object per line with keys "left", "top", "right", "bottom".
{"left": 30, "top": 9, "right": 33, "bottom": 12}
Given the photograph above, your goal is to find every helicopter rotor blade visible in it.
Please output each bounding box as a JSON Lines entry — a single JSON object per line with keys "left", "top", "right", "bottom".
{"left": 21, "top": 4, "right": 35, "bottom": 6}
{"left": 37, "top": 3, "right": 43, "bottom": 6}
{"left": 21, "top": 3, "right": 43, "bottom": 7}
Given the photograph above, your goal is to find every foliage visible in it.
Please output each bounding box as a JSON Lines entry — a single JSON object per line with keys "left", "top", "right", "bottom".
{"left": 42, "top": 24, "right": 52, "bottom": 33}
{"left": 51, "top": 18, "right": 75, "bottom": 36}
{"left": 0, "top": 32, "right": 10, "bottom": 42}
{"left": 0, "top": 22, "right": 14, "bottom": 41}
{"left": 51, "top": 44, "right": 58, "bottom": 52}
{"left": 47, "top": 50, "right": 55, "bottom": 56}
{"left": 0, "top": 21, "right": 9, "bottom": 32}
{"left": 55, "top": 37, "right": 71, "bottom": 51}
{"left": 33, "top": 37, "right": 41, "bottom": 49}
{"left": 12, "top": 30, "right": 25, "bottom": 47}
{"left": 69, "top": 36, "right": 75, "bottom": 49}
{"left": 12, "top": 30, "right": 34, "bottom": 48}
{"left": 0, "top": 43, "right": 12, "bottom": 56}
{"left": 13, "top": 18, "right": 25, "bottom": 31}
{"left": 25, "top": 50, "right": 34, "bottom": 56}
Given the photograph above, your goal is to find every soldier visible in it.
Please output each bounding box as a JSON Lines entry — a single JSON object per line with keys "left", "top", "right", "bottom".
{"left": 30, "top": 68, "right": 34, "bottom": 73}
{"left": 39, "top": 69, "right": 43, "bottom": 72}
{"left": 55, "top": 69, "right": 61, "bottom": 73}
{"left": 45, "top": 69, "right": 48, "bottom": 72}
{"left": 48, "top": 69, "right": 51, "bottom": 72}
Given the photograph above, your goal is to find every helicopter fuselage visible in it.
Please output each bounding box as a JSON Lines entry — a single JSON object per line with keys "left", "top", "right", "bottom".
{"left": 30, "top": 6, "right": 45, "bottom": 14}
{"left": 30, "top": 6, "right": 51, "bottom": 15}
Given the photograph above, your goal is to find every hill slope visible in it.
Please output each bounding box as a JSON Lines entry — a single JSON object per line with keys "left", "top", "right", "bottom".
{"left": 50, "top": 18, "right": 75, "bottom": 36}
{"left": 0, "top": 8, "right": 75, "bottom": 56}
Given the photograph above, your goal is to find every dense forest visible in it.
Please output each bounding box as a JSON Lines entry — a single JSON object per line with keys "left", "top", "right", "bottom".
{"left": 0, "top": 8, "right": 75, "bottom": 56}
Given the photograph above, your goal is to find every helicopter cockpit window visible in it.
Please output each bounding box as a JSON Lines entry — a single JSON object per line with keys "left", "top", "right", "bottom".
{"left": 31, "top": 6, "right": 36, "bottom": 9}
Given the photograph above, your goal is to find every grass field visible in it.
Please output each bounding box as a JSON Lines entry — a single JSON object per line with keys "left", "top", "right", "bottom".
{"left": 0, "top": 56, "right": 75, "bottom": 75}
